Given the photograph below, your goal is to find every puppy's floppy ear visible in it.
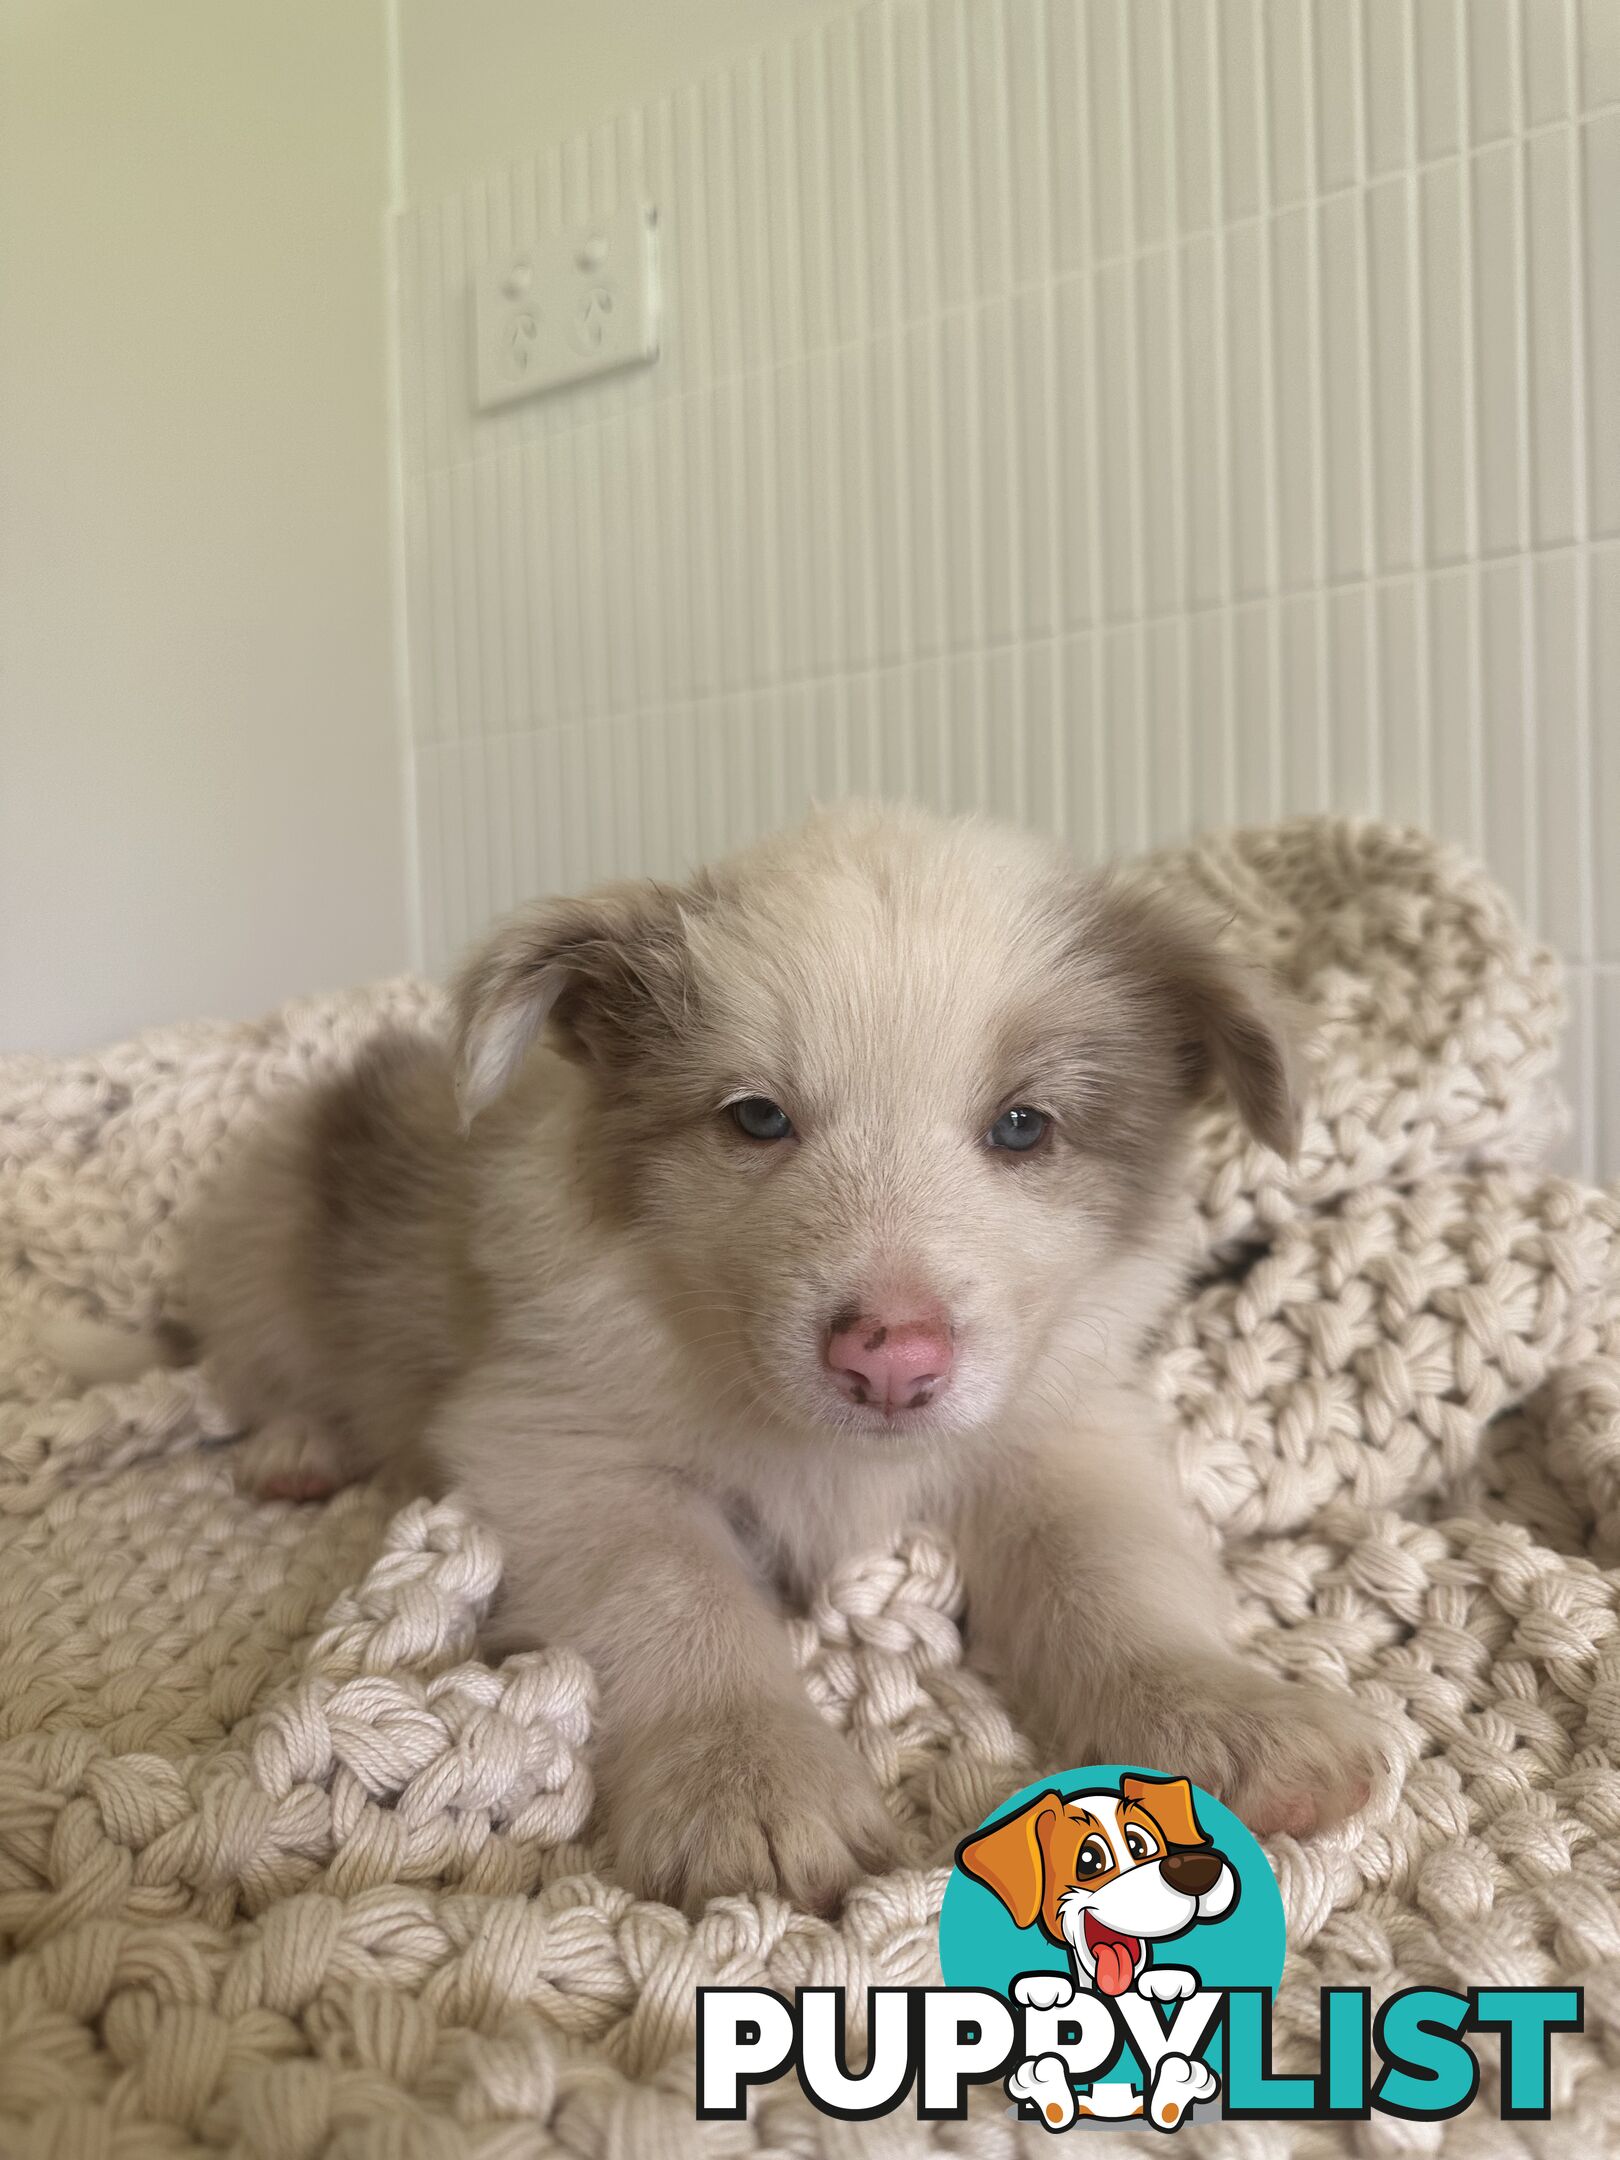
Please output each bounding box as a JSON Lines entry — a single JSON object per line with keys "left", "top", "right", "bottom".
{"left": 956, "top": 1791, "right": 1060, "bottom": 1929}
{"left": 450, "top": 877, "right": 699, "bottom": 1124}
{"left": 1081, "top": 879, "right": 1305, "bottom": 1160}
{"left": 1121, "top": 1774, "right": 1209, "bottom": 1851}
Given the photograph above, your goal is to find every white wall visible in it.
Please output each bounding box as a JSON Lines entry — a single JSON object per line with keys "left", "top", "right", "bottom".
{"left": 395, "top": 0, "right": 1620, "bottom": 1177}
{"left": 399, "top": 0, "right": 872, "bottom": 199}
{"left": 0, "top": 0, "right": 408, "bottom": 1054}
{"left": 6, "top": 0, "right": 1616, "bottom": 1179}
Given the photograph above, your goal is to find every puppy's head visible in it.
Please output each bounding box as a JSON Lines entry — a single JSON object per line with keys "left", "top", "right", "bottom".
{"left": 451, "top": 804, "right": 1301, "bottom": 1440}
{"left": 957, "top": 1775, "right": 1237, "bottom": 1995}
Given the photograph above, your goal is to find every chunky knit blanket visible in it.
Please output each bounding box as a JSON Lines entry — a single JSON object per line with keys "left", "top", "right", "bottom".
{"left": 3, "top": 819, "right": 1617, "bottom": 2159}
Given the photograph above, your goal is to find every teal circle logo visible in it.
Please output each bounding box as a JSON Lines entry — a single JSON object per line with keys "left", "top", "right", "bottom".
{"left": 939, "top": 1766, "right": 1285, "bottom": 2128}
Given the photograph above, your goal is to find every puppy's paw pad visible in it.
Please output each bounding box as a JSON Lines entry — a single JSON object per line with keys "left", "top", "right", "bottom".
{"left": 1014, "top": 1973, "right": 1076, "bottom": 2012}
{"left": 1006, "top": 2054, "right": 1077, "bottom": 2131}
{"left": 1147, "top": 2053, "right": 1218, "bottom": 2130}
{"left": 233, "top": 1418, "right": 348, "bottom": 1504}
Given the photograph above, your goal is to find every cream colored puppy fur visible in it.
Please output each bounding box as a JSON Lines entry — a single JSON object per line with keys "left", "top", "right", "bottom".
{"left": 190, "top": 804, "right": 1381, "bottom": 1912}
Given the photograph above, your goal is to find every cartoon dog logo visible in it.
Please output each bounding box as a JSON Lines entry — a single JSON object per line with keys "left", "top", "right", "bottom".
{"left": 957, "top": 1772, "right": 1237, "bottom": 2129}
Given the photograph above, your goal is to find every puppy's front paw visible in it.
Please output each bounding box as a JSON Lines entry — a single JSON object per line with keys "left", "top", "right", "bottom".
{"left": 1081, "top": 1660, "right": 1386, "bottom": 1840}
{"left": 601, "top": 1707, "right": 899, "bottom": 1916}
{"left": 1215, "top": 1675, "right": 1385, "bottom": 1838}
{"left": 232, "top": 1416, "right": 349, "bottom": 1502}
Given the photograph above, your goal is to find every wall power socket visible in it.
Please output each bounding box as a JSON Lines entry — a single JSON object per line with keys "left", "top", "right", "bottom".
{"left": 472, "top": 201, "right": 659, "bottom": 412}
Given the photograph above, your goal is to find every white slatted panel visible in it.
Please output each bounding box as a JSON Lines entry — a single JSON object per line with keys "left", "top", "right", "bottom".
{"left": 399, "top": 0, "right": 1620, "bottom": 1176}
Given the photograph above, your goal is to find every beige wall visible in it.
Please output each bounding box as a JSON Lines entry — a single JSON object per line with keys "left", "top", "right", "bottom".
{"left": 0, "top": 2, "right": 868, "bottom": 1057}
{"left": 398, "top": 0, "right": 863, "bottom": 198}
{"left": 0, "top": 0, "right": 407, "bottom": 1053}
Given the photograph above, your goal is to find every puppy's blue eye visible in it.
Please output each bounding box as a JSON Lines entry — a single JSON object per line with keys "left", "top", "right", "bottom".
{"left": 729, "top": 1095, "right": 794, "bottom": 1141}
{"left": 986, "top": 1105, "right": 1049, "bottom": 1153}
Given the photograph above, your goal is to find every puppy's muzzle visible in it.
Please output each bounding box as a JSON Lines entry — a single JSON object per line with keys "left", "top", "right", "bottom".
{"left": 1159, "top": 1848, "right": 1224, "bottom": 1896}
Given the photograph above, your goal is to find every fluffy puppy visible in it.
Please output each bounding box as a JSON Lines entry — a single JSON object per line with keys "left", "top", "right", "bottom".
{"left": 188, "top": 804, "right": 1381, "bottom": 1912}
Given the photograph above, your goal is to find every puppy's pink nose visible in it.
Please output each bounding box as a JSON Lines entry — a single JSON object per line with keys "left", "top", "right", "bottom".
{"left": 824, "top": 1314, "right": 955, "bottom": 1412}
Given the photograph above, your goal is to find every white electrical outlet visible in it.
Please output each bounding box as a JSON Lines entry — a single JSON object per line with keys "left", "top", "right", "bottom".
{"left": 473, "top": 202, "right": 659, "bottom": 412}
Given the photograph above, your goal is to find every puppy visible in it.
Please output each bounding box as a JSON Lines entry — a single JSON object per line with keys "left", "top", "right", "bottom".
{"left": 958, "top": 1774, "right": 1236, "bottom": 1997}
{"left": 187, "top": 803, "right": 1381, "bottom": 1912}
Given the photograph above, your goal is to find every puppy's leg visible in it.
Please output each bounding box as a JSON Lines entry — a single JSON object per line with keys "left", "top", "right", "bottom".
{"left": 446, "top": 1409, "right": 897, "bottom": 1913}
{"left": 955, "top": 1422, "right": 1384, "bottom": 1838}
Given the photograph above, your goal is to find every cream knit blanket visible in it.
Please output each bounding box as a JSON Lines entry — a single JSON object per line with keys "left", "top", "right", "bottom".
{"left": 3, "top": 819, "right": 1617, "bottom": 2158}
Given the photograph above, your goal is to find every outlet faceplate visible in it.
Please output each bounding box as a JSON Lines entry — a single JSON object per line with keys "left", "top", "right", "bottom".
{"left": 472, "top": 202, "right": 659, "bottom": 412}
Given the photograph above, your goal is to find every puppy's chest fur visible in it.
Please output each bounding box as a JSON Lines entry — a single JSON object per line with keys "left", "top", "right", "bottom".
{"left": 689, "top": 1426, "right": 945, "bottom": 1595}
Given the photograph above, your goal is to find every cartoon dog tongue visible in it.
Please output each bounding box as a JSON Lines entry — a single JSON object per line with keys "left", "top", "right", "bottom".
{"left": 1085, "top": 1916, "right": 1141, "bottom": 1996}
